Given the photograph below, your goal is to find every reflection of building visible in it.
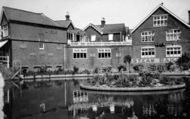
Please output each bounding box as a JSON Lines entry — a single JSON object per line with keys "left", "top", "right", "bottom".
{"left": 73, "top": 90, "right": 88, "bottom": 103}
{"left": 131, "top": 3, "right": 190, "bottom": 64}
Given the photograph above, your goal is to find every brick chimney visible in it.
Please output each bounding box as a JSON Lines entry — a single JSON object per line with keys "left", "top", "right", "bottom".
{"left": 101, "top": 17, "right": 105, "bottom": 27}
{"left": 65, "top": 11, "right": 70, "bottom": 21}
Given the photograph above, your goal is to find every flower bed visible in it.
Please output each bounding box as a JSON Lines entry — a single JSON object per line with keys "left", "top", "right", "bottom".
{"left": 80, "top": 72, "right": 186, "bottom": 92}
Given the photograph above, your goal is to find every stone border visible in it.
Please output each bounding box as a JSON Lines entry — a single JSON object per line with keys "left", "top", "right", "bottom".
{"left": 80, "top": 83, "right": 186, "bottom": 92}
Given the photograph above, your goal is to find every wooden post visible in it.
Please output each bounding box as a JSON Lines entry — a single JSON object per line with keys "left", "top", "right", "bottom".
{"left": 0, "top": 73, "right": 5, "bottom": 118}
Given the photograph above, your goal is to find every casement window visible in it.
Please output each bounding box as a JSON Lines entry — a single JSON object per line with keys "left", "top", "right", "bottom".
{"left": 39, "top": 39, "right": 44, "bottom": 50}
{"left": 67, "top": 32, "right": 74, "bottom": 41}
{"left": 91, "top": 35, "right": 96, "bottom": 41}
{"left": 153, "top": 14, "right": 168, "bottom": 27}
{"left": 73, "top": 48, "right": 87, "bottom": 59}
{"left": 166, "top": 29, "right": 181, "bottom": 41}
{"left": 166, "top": 45, "right": 182, "bottom": 57}
{"left": 108, "top": 34, "right": 113, "bottom": 41}
{"left": 141, "top": 46, "right": 155, "bottom": 58}
{"left": 141, "top": 31, "right": 155, "bottom": 42}
{"left": 2, "top": 24, "right": 8, "bottom": 37}
{"left": 98, "top": 48, "right": 111, "bottom": 59}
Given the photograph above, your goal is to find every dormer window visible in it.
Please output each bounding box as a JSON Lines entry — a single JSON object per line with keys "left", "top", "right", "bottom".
{"left": 108, "top": 34, "right": 113, "bottom": 41}
{"left": 166, "top": 29, "right": 181, "bottom": 41}
{"left": 91, "top": 35, "right": 96, "bottom": 41}
{"left": 153, "top": 14, "right": 168, "bottom": 27}
{"left": 2, "top": 24, "right": 8, "bottom": 37}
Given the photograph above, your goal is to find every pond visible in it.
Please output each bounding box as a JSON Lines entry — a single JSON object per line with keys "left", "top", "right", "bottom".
{"left": 8, "top": 77, "right": 190, "bottom": 119}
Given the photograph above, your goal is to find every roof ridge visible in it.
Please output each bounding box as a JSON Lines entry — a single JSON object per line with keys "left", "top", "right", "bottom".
{"left": 3, "top": 6, "right": 41, "bottom": 15}
{"left": 96, "top": 23, "right": 125, "bottom": 26}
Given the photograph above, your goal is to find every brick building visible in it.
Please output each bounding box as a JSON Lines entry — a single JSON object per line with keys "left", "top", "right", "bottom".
{"left": 0, "top": 6, "right": 68, "bottom": 71}
{"left": 131, "top": 4, "right": 190, "bottom": 64}
{"left": 66, "top": 18, "right": 132, "bottom": 70}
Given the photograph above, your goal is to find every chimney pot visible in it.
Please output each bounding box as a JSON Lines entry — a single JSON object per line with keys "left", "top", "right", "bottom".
{"left": 65, "top": 11, "right": 70, "bottom": 21}
{"left": 101, "top": 17, "right": 105, "bottom": 27}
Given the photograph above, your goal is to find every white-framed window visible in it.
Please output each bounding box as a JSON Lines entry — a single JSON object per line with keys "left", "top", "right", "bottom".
{"left": 166, "top": 29, "right": 181, "bottom": 41}
{"left": 39, "top": 39, "right": 44, "bottom": 50}
{"left": 141, "top": 31, "right": 155, "bottom": 42}
{"left": 108, "top": 34, "right": 113, "bottom": 41}
{"left": 73, "top": 48, "right": 87, "bottom": 59}
{"left": 67, "top": 32, "right": 75, "bottom": 41}
{"left": 141, "top": 46, "right": 155, "bottom": 58}
{"left": 2, "top": 24, "right": 8, "bottom": 37}
{"left": 166, "top": 45, "right": 182, "bottom": 57}
{"left": 153, "top": 14, "right": 168, "bottom": 27}
{"left": 91, "top": 35, "right": 96, "bottom": 41}
{"left": 98, "top": 48, "right": 111, "bottom": 59}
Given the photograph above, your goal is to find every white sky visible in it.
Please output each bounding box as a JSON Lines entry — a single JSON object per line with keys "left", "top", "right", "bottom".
{"left": 0, "top": 0, "right": 190, "bottom": 29}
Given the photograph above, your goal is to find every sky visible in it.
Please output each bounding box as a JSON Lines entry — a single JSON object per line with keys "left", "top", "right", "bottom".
{"left": 0, "top": 0, "right": 190, "bottom": 29}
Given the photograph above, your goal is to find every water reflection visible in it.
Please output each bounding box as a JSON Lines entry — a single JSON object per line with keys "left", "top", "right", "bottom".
{"left": 68, "top": 88, "right": 185, "bottom": 119}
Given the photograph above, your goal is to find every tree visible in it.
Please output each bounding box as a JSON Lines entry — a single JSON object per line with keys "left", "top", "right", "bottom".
{"left": 176, "top": 53, "right": 190, "bottom": 70}
{"left": 124, "top": 55, "right": 132, "bottom": 73}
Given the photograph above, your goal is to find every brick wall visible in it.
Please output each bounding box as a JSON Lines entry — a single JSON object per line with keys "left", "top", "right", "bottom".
{"left": 132, "top": 7, "right": 190, "bottom": 63}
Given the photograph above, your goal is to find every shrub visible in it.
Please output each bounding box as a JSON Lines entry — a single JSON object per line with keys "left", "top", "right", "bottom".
{"left": 73, "top": 66, "right": 79, "bottom": 74}
{"left": 176, "top": 53, "right": 190, "bottom": 70}
{"left": 133, "top": 64, "right": 144, "bottom": 72}
{"left": 93, "top": 67, "right": 99, "bottom": 74}
{"left": 117, "top": 65, "right": 126, "bottom": 72}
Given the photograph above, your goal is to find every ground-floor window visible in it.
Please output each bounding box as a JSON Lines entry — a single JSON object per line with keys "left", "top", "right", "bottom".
{"left": 166, "top": 45, "right": 182, "bottom": 57}
{"left": 141, "top": 46, "right": 155, "bottom": 58}
{"left": 98, "top": 48, "right": 111, "bottom": 59}
{"left": 73, "top": 48, "right": 87, "bottom": 59}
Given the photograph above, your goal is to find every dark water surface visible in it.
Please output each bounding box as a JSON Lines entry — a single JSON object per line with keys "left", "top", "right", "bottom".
{"left": 10, "top": 77, "right": 190, "bottom": 119}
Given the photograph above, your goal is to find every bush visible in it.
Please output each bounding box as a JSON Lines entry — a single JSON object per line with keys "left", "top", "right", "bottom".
{"left": 117, "top": 65, "right": 126, "bottom": 72}
{"left": 133, "top": 64, "right": 144, "bottom": 72}
{"left": 176, "top": 53, "right": 190, "bottom": 70}
{"left": 73, "top": 66, "right": 79, "bottom": 74}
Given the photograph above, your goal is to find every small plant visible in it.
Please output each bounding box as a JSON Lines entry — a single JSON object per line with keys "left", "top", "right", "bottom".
{"left": 73, "top": 66, "right": 79, "bottom": 74}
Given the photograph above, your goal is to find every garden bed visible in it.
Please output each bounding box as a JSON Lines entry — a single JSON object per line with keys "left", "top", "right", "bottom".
{"left": 80, "top": 82, "right": 186, "bottom": 92}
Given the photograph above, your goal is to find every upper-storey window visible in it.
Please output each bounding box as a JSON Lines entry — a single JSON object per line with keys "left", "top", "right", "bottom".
{"left": 39, "top": 38, "right": 44, "bottom": 50}
{"left": 67, "top": 32, "right": 74, "bottom": 41}
{"left": 91, "top": 35, "right": 96, "bottom": 41}
{"left": 153, "top": 14, "right": 168, "bottom": 27}
{"left": 108, "top": 34, "right": 113, "bottom": 41}
{"left": 166, "top": 45, "right": 182, "bottom": 57}
{"left": 73, "top": 48, "right": 87, "bottom": 59}
{"left": 141, "top": 31, "right": 155, "bottom": 42}
{"left": 2, "top": 24, "right": 8, "bottom": 37}
{"left": 141, "top": 46, "right": 155, "bottom": 58}
{"left": 166, "top": 29, "right": 181, "bottom": 41}
{"left": 98, "top": 48, "right": 111, "bottom": 59}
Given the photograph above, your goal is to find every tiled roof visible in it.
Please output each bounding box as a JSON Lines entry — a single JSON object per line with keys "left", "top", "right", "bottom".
{"left": 55, "top": 20, "right": 72, "bottom": 28}
{"left": 96, "top": 23, "right": 126, "bottom": 34}
{"left": 2, "top": 6, "right": 61, "bottom": 27}
{"left": 84, "top": 23, "right": 126, "bottom": 35}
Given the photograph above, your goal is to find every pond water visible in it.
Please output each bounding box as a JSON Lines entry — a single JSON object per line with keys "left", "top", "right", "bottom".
{"left": 9, "top": 77, "right": 190, "bottom": 119}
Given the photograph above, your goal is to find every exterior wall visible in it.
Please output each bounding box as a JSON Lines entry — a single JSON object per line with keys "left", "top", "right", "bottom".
{"left": 66, "top": 46, "right": 132, "bottom": 70}
{"left": 132, "top": 8, "right": 190, "bottom": 64}
{"left": 11, "top": 40, "right": 65, "bottom": 70}
{"left": 8, "top": 22, "right": 67, "bottom": 69}
{"left": 85, "top": 26, "right": 102, "bottom": 42}
{"left": 9, "top": 23, "right": 66, "bottom": 43}
{"left": 85, "top": 26, "right": 124, "bottom": 42}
